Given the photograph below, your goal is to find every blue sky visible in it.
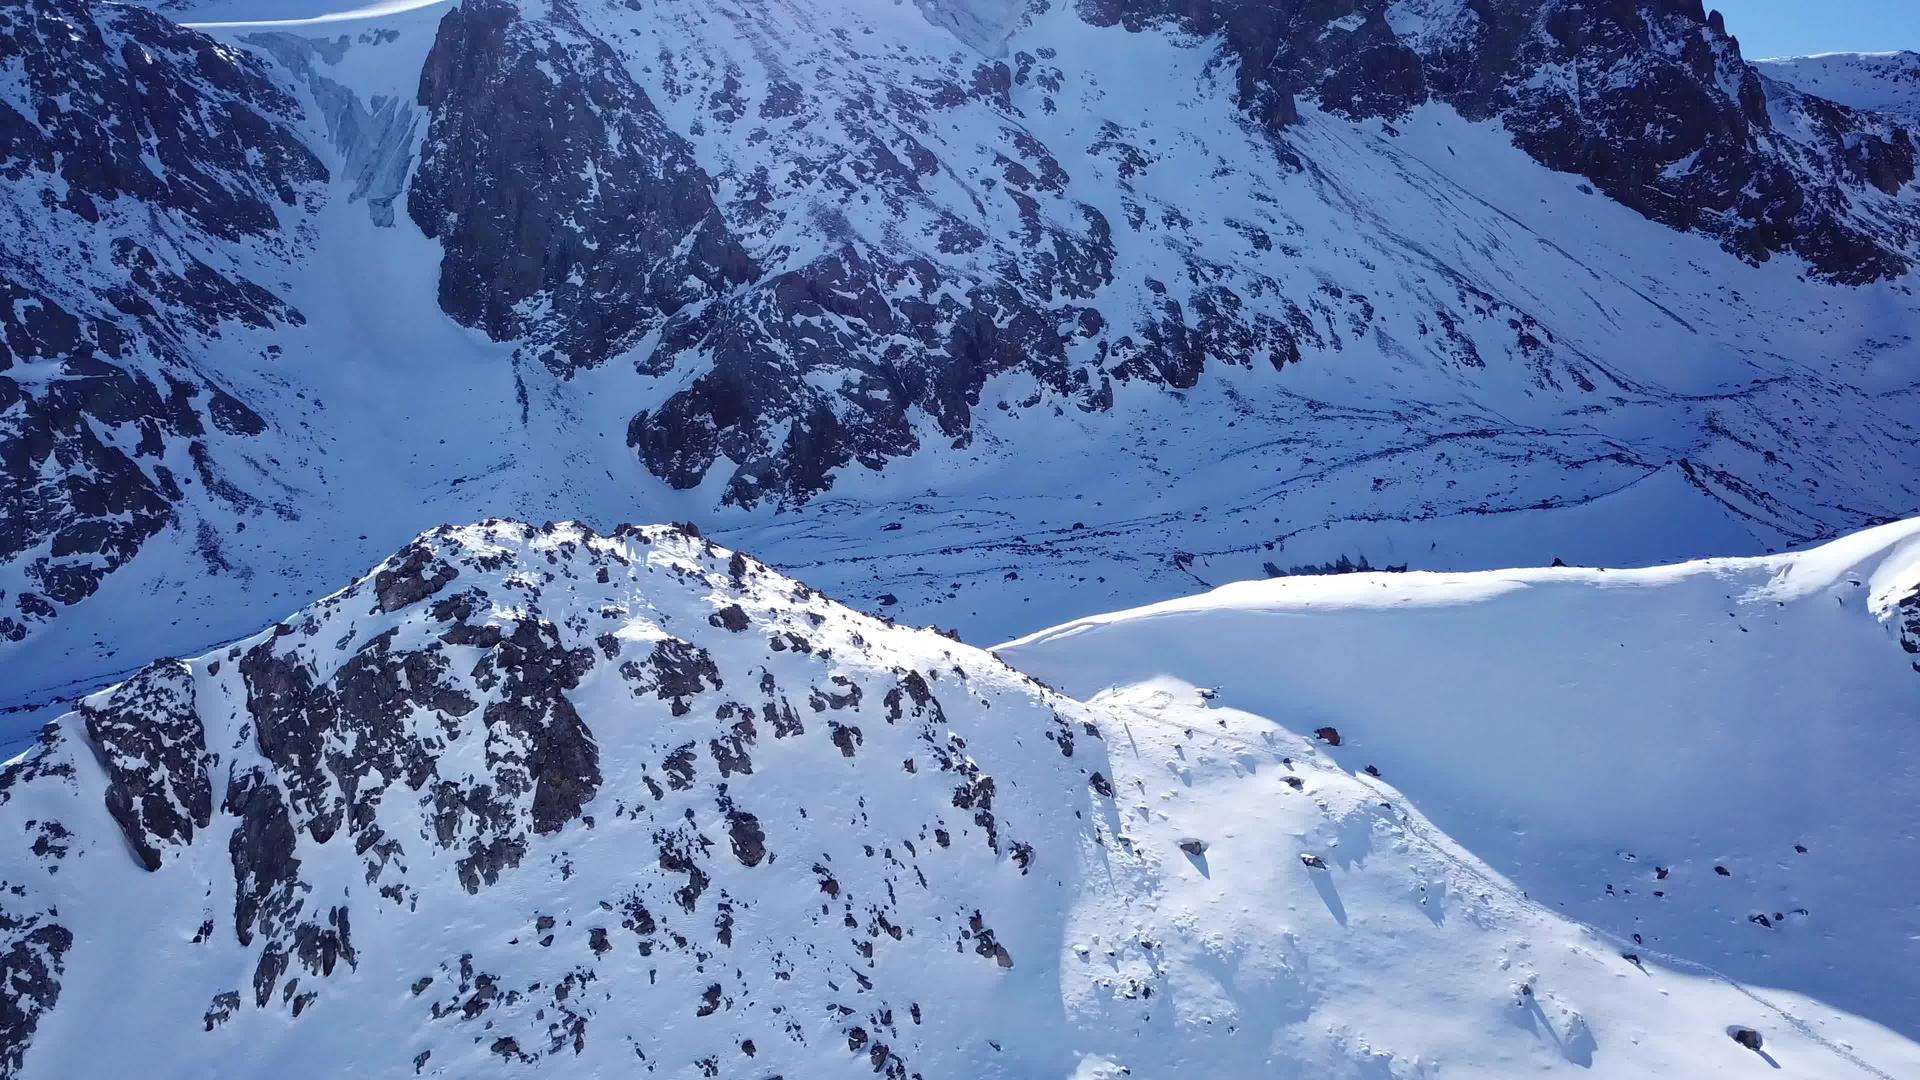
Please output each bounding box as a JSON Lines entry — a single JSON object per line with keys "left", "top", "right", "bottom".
{"left": 1718, "top": 1, "right": 1920, "bottom": 59}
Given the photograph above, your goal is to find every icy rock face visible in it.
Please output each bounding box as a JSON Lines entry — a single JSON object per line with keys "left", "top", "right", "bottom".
{"left": 610, "top": 1, "right": 1293, "bottom": 506}
{"left": 0, "top": 0, "right": 324, "bottom": 641}
{"left": 0, "top": 522, "right": 1105, "bottom": 1075}
{"left": 914, "top": 0, "right": 1039, "bottom": 55}
{"left": 406, "top": 0, "right": 755, "bottom": 373}
{"left": 1081, "top": 0, "right": 1919, "bottom": 280}
{"left": 244, "top": 32, "right": 420, "bottom": 227}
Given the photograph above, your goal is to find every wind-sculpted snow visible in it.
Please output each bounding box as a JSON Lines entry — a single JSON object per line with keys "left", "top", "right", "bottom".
{"left": 1002, "top": 515, "right": 1920, "bottom": 1076}
{"left": 7, "top": 520, "right": 1920, "bottom": 1076}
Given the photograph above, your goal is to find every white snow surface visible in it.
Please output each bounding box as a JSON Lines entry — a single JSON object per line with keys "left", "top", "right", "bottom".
{"left": 1758, "top": 51, "right": 1920, "bottom": 127}
{"left": 4, "top": 517, "right": 1920, "bottom": 1077}
{"left": 1002, "top": 516, "right": 1920, "bottom": 1078}
{"left": 7, "top": 0, "right": 1920, "bottom": 752}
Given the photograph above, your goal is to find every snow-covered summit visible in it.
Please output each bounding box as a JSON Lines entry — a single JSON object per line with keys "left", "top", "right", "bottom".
{"left": 4, "top": 519, "right": 1920, "bottom": 1076}
{"left": 1759, "top": 50, "right": 1920, "bottom": 127}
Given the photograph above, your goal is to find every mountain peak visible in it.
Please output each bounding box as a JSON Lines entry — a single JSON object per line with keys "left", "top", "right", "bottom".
{"left": 1, "top": 519, "right": 1107, "bottom": 1075}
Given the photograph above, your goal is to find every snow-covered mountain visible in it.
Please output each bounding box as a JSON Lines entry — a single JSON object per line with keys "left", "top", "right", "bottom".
{"left": 4, "top": 0, "right": 1920, "bottom": 738}
{"left": 1760, "top": 50, "right": 1920, "bottom": 129}
{"left": 4, "top": 517, "right": 1919, "bottom": 1077}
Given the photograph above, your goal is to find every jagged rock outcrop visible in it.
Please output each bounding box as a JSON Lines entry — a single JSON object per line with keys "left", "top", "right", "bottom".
{"left": 0, "top": 522, "right": 1108, "bottom": 1075}
{"left": 0, "top": 0, "right": 323, "bottom": 640}
{"left": 407, "top": 0, "right": 754, "bottom": 373}
{"left": 77, "top": 660, "right": 212, "bottom": 871}
{"left": 1080, "top": 0, "right": 1918, "bottom": 281}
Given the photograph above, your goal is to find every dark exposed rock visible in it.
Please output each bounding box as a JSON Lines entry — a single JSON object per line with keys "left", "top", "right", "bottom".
{"left": 966, "top": 910, "right": 1014, "bottom": 968}
{"left": 646, "top": 641, "right": 724, "bottom": 716}
{"left": 408, "top": 0, "right": 753, "bottom": 374}
{"left": 726, "top": 810, "right": 767, "bottom": 867}
{"left": 203, "top": 990, "right": 241, "bottom": 1031}
{"left": 628, "top": 242, "right": 1118, "bottom": 507}
{"left": 0, "top": 921, "right": 71, "bottom": 1076}
{"left": 709, "top": 604, "right": 751, "bottom": 633}
{"left": 78, "top": 659, "right": 212, "bottom": 871}
{"left": 1080, "top": 0, "right": 1919, "bottom": 281}
{"left": 0, "top": 0, "right": 321, "bottom": 638}
{"left": 373, "top": 542, "right": 460, "bottom": 613}
{"left": 226, "top": 768, "right": 304, "bottom": 949}
{"left": 1896, "top": 587, "right": 1920, "bottom": 671}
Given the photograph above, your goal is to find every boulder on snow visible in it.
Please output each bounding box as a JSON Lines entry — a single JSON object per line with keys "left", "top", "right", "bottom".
{"left": 1731, "top": 1027, "right": 1764, "bottom": 1051}
{"left": 1300, "top": 853, "right": 1329, "bottom": 870}
{"left": 1177, "top": 838, "right": 1207, "bottom": 857}
{"left": 1314, "top": 726, "right": 1342, "bottom": 746}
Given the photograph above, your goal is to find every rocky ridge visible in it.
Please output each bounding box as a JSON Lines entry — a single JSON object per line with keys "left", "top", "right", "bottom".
{"left": 4, "top": 0, "right": 1920, "bottom": 711}
{"left": 6, "top": 518, "right": 1920, "bottom": 1075}
{"left": 0, "top": 521, "right": 1109, "bottom": 1075}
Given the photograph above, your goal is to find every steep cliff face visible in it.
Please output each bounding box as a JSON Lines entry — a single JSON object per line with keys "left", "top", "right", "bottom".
{"left": 1079, "top": 0, "right": 1918, "bottom": 280}
{"left": 4, "top": 0, "right": 1920, "bottom": 709}
{"left": 0, "top": 0, "right": 325, "bottom": 643}
{"left": 407, "top": 0, "right": 753, "bottom": 374}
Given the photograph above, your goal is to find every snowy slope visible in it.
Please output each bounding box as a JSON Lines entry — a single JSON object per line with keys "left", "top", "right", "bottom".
{"left": 1002, "top": 517, "right": 1920, "bottom": 1077}
{"left": 5, "top": 0, "right": 1920, "bottom": 747}
{"left": 4, "top": 519, "right": 1920, "bottom": 1077}
{"left": 1760, "top": 51, "right": 1920, "bottom": 128}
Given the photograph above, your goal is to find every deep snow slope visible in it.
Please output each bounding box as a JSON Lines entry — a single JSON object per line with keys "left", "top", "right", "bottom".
{"left": 6, "top": 0, "right": 1920, "bottom": 734}
{"left": 1003, "top": 516, "right": 1920, "bottom": 1076}
{"left": 6, "top": 519, "right": 1920, "bottom": 1077}
{"left": 1760, "top": 51, "right": 1920, "bottom": 129}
